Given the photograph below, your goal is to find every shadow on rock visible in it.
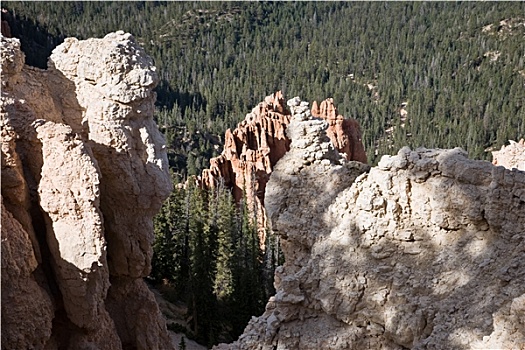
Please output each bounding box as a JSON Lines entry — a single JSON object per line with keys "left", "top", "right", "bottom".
{"left": 215, "top": 112, "right": 525, "bottom": 349}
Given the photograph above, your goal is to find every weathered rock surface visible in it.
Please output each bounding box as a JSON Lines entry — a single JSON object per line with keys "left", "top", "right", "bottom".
{"left": 492, "top": 138, "right": 525, "bottom": 171}
{"left": 1, "top": 32, "right": 174, "bottom": 349}
{"left": 215, "top": 107, "right": 525, "bottom": 349}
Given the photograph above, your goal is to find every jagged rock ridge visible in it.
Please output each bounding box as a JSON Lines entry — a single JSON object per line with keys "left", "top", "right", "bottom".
{"left": 198, "top": 92, "right": 367, "bottom": 243}
{"left": 1, "top": 32, "right": 174, "bottom": 349}
{"left": 215, "top": 104, "right": 525, "bottom": 349}
{"left": 200, "top": 91, "right": 291, "bottom": 219}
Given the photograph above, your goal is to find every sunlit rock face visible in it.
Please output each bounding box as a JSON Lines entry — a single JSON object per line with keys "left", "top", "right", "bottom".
{"left": 492, "top": 138, "right": 525, "bottom": 171}
{"left": 1, "top": 32, "right": 174, "bottom": 349}
{"left": 199, "top": 91, "right": 292, "bottom": 246}
{"left": 215, "top": 105, "right": 525, "bottom": 349}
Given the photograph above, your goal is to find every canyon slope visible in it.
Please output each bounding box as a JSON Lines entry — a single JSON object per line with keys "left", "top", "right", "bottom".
{"left": 1, "top": 32, "right": 174, "bottom": 349}
{"left": 215, "top": 98, "right": 525, "bottom": 349}
{"left": 3, "top": 26, "right": 524, "bottom": 350}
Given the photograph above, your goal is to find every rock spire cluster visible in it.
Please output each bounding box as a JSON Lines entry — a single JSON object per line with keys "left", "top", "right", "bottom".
{"left": 1, "top": 32, "right": 174, "bottom": 349}
{"left": 198, "top": 92, "right": 367, "bottom": 244}
{"left": 311, "top": 98, "right": 367, "bottom": 163}
{"left": 199, "top": 91, "right": 292, "bottom": 239}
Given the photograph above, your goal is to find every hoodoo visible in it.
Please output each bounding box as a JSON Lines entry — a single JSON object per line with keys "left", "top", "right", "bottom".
{"left": 198, "top": 92, "right": 367, "bottom": 244}
{"left": 1, "top": 32, "right": 174, "bottom": 349}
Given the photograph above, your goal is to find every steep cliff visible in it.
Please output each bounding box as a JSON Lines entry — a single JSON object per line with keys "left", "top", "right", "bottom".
{"left": 215, "top": 100, "right": 525, "bottom": 349}
{"left": 1, "top": 32, "right": 174, "bottom": 349}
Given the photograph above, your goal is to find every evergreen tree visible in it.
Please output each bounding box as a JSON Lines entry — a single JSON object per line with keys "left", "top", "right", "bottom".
{"left": 178, "top": 336, "right": 186, "bottom": 350}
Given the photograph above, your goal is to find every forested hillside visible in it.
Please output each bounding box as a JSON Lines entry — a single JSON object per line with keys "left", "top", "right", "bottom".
{"left": 4, "top": 1, "right": 525, "bottom": 174}
{"left": 4, "top": 1, "right": 524, "bottom": 347}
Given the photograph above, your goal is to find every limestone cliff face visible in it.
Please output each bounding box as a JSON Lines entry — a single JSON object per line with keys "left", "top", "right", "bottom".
{"left": 1, "top": 32, "right": 174, "bottom": 349}
{"left": 215, "top": 105, "right": 525, "bottom": 349}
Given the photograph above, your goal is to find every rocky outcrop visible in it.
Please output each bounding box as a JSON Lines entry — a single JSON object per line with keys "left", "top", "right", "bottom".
{"left": 215, "top": 107, "right": 525, "bottom": 349}
{"left": 200, "top": 91, "right": 291, "bottom": 225}
{"left": 492, "top": 138, "right": 525, "bottom": 171}
{"left": 1, "top": 32, "right": 174, "bottom": 349}
{"left": 199, "top": 91, "right": 291, "bottom": 244}
{"left": 311, "top": 98, "right": 367, "bottom": 163}
{"left": 199, "top": 93, "right": 367, "bottom": 244}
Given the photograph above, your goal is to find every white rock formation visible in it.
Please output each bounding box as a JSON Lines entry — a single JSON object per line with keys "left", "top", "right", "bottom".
{"left": 215, "top": 100, "right": 525, "bottom": 349}
{"left": 492, "top": 138, "right": 525, "bottom": 171}
{"left": 1, "top": 32, "right": 174, "bottom": 349}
